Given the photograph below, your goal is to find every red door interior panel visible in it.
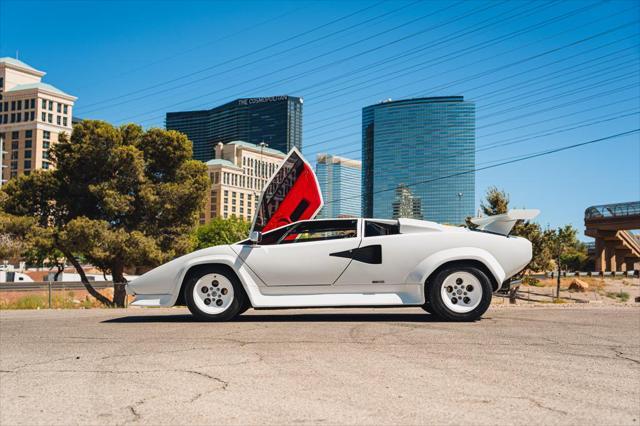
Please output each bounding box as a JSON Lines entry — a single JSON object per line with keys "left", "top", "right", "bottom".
{"left": 251, "top": 149, "right": 323, "bottom": 233}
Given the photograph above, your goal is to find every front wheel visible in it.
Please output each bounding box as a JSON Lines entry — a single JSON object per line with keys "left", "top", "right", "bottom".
{"left": 424, "top": 265, "right": 492, "bottom": 321}
{"left": 184, "top": 266, "right": 247, "bottom": 321}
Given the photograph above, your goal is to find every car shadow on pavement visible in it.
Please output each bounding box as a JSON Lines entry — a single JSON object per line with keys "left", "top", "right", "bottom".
{"left": 102, "top": 312, "right": 452, "bottom": 323}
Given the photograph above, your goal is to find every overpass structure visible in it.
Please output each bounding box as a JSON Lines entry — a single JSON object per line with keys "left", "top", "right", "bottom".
{"left": 585, "top": 201, "right": 640, "bottom": 272}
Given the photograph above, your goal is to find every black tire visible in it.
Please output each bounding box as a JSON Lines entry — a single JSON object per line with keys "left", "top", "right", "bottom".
{"left": 424, "top": 264, "right": 492, "bottom": 322}
{"left": 184, "top": 266, "right": 248, "bottom": 321}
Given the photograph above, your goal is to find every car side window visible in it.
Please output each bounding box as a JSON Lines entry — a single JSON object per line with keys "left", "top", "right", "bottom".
{"left": 259, "top": 224, "right": 297, "bottom": 245}
{"left": 364, "top": 220, "right": 400, "bottom": 237}
{"left": 280, "top": 220, "right": 358, "bottom": 244}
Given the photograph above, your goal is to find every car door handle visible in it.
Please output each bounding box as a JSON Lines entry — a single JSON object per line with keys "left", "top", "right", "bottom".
{"left": 329, "top": 245, "right": 382, "bottom": 264}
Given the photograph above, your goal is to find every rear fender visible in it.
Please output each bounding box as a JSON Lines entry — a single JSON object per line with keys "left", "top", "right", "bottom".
{"left": 406, "top": 247, "right": 506, "bottom": 297}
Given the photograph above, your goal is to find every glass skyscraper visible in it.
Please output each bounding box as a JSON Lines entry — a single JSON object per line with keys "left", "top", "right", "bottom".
{"left": 362, "top": 96, "right": 475, "bottom": 224}
{"left": 316, "top": 154, "right": 361, "bottom": 218}
{"left": 166, "top": 96, "right": 302, "bottom": 162}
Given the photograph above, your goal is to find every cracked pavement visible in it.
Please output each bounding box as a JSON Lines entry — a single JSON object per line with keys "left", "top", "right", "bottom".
{"left": 0, "top": 306, "right": 639, "bottom": 425}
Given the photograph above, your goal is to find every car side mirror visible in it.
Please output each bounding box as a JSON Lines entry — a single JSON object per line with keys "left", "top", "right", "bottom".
{"left": 249, "top": 231, "right": 262, "bottom": 244}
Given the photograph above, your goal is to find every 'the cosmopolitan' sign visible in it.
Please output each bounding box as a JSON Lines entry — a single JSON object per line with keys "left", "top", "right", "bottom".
{"left": 238, "top": 96, "right": 290, "bottom": 105}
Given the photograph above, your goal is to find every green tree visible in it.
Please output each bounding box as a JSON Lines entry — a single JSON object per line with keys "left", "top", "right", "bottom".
{"left": 480, "top": 186, "right": 510, "bottom": 216}
{"left": 194, "top": 217, "right": 251, "bottom": 249}
{"left": 470, "top": 186, "right": 554, "bottom": 274}
{"left": 548, "top": 224, "right": 585, "bottom": 298}
{"left": 0, "top": 120, "right": 209, "bottom": 307}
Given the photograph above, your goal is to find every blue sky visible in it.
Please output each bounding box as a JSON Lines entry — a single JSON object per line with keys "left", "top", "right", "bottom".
{"left": 1, "top": 0, "right": 638, "bottom": 238}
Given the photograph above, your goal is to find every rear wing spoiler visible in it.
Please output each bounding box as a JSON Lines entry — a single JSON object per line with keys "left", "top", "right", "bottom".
{"left": 470, "top": 209, "right": 540, "bottom": 236}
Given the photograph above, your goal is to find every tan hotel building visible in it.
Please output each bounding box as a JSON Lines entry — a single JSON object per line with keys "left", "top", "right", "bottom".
{"left": 0, "top": 58, "right": 76, "bottom": 183}
{"left": 201, "top": 141, "right": 286, "bottom": 223}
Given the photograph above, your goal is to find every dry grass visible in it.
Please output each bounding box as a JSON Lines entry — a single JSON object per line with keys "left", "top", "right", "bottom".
{"left": 0, "top": 288, "right": 132, "bottom": 310}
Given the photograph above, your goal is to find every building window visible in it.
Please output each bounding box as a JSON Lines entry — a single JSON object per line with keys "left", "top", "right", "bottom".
{"left": 42, "top": 151, "right": 49, "bottom": 159}
{"left": 63, "top": 117, "right": 67, "bottom": 126}
{"left": 30, "top": 99, "right": 35, "bottom": 109}
{"left": 11, "top": 141, "right": 18, "bottom": 150}
{"left": 24, "top": 160, "right": 31, "bottom": 170}
{"left": 41, "top": 112, "right": 46, "bottom": 121}
{"left": 57, "top": 116, "right": 61, "bottom": 125}
{"left": 42, "top": 99, "right": 46, "bottom": 109}
{"left": 43, "top": 141, "right": 49, "bottom": 149}
{"left": 63, "top": 105, "right": 68, "bottom": 114}
{"left": 30, "top": 111, "right": 35, "bottom": 121}
{"left": 48, "top": 113, "right": 52, "bottom": 123}
{"left": 24, "top": 112, "right": 29, "bottom": 121}
{"left": 11, "top": 151, "right": 18, "bottom": 159}
{"left": 25, "top": 130, "right": 32, "bottom": 138}
{"left": 24, "top": 150, "right": 32, "bottom": 159}
{"left": 11, "top": 101, "right": 15, "bottom": 111}
{"left": 57, "top": 103, "right": 61, "bottom": 113}
{"left": 43, "top": 130, "right": 50, "bottom": 140}
{"left": 48, "top": 100, "right": 53, "bottom": 110}
{"left": 25, "top": 140, "right": 32, "bottom": 149}
{"left": 10, "top": 113, "right": 15, "bottom": 123}
{"left": 11, "top": 161, "right": 18, "bottom": 170}
{"left": 12, "top": 131, "right": 19, "bottom": 139}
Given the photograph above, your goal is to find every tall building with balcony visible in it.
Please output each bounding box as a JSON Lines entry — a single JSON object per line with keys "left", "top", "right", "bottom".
{"left": 166, "top": 96, "right": 302, "bottom": 162}
{"left": 0, "top": 58, "right": 77, "bottom": 182}
{"left": 201, "top": 140, "right": 286, "bottom": 223}
{"left": 315, "top": 154, "right": 361, "bottom": 218}
{"left": 362, "top": 96, "right": 475, "bottom": 224}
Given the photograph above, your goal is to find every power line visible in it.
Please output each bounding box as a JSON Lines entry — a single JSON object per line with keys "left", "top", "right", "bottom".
{"left": 322, "top": 130, "right": 640, "bottom": 206}
{"left": 303, "top": 44, "right": 639, "bottom": 138}
{"left": 128, "top": 0, "right": 614, "bottom": 127}
{"left": 75, "top": 0, "right": 392, "bottom": 111}
{"left": 303, "top": 14, "right": 637, "bottom": 131}
{"left": 110, "top": 0, "right": 509, "bottom": 123}
{"left": 301, "top": 0, "right": 592, "bottom": 102}
{"left": 310, "top": 109, "right": 640, "bottom": 163}
{"left": 303, "top": 74, "right": 639, "bottom": 152}
{"left": 72, "top": 4, "right": 311, "bottom": 90}
{"left": 76, "top": 0, "right": 442, "bottom": 114}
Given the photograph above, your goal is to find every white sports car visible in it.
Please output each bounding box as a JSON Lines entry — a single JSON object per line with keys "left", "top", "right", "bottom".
{"left": 126, "top": 149, "right": 538, "bottom": 322}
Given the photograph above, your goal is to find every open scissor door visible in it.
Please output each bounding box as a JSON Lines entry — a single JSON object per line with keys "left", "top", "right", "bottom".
{"left": 250, "top": 147, "right": 323, "bottom": 234}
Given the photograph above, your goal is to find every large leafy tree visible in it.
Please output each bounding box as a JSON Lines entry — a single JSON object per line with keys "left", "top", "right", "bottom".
{"left": 0, "top": 120, "right": 209, "bottom": 307}
{"left": 194, "top": 217, "right": 251, "bottom": 249}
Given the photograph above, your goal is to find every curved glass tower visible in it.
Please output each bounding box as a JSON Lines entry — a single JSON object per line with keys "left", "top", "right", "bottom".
{"left": 362, "top": 97, "right": 475, "bottom": 224}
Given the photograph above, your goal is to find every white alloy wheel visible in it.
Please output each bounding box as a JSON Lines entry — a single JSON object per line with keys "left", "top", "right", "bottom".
{"left": 192, "top": 273, "right": 235, "bottom": 315}
{"left": 440, "top": 271, "right": 483, "bottom": 314}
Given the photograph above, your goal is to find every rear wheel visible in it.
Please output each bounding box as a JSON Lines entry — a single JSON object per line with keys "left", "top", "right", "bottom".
{"left": 424, "top": 265, "right": 492, "bottom": 321}
{"left": 184, "top": 266, "right": 247, "bottom": 321}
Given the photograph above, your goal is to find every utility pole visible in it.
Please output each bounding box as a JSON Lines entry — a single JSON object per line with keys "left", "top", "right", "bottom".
{"left": 556, "top": 253, "right": 561, "bottom": 300}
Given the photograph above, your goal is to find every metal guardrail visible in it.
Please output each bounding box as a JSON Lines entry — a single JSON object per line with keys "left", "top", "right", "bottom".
{"left": 0, "top": 281, "right": 114, "bottom": 292}
{"left": 585, "top": 201, "right": 640, "bottom": 219}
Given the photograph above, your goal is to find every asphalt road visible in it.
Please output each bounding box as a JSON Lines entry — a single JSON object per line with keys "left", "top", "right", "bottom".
{"left": 1, "top": 306, "right": 639, "bottom": 425}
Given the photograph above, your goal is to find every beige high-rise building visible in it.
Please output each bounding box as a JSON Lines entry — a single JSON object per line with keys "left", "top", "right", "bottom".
{"left": 0, "top": 58, "right": 77, "bottom": 183}
{"left": 200, "top": 141, "right": 286, "bottom": 223}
